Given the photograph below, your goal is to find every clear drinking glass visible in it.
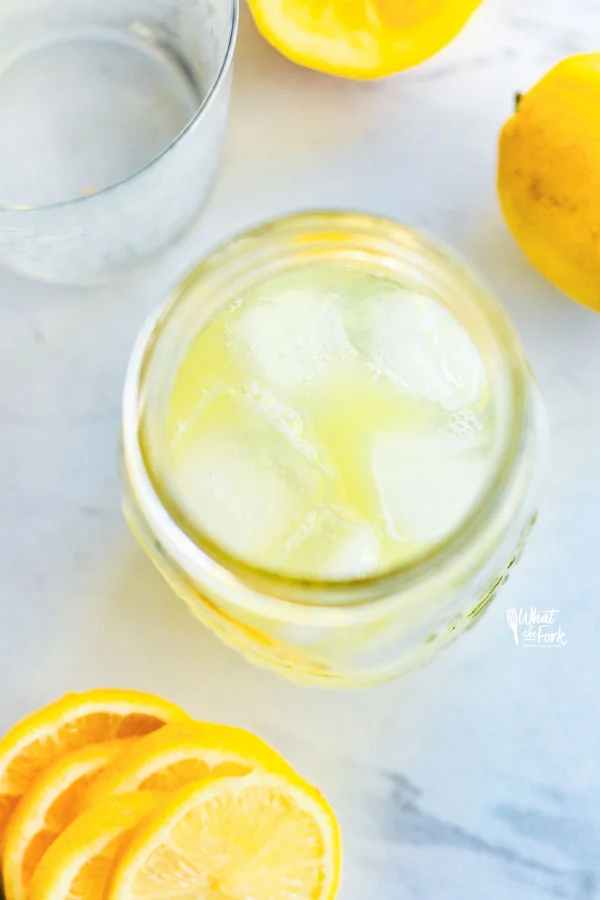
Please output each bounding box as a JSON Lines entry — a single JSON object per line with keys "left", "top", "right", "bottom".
{"left": 121, "top": 213, "right": 547, "bottom": 688}
{"left": 0, "top": 0, "right": 237, "bottom": 284}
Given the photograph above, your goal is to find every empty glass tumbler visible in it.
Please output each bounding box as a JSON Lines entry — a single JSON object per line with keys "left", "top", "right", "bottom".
{"left": 0, "top": 0, "right": 238, "bottom": 283}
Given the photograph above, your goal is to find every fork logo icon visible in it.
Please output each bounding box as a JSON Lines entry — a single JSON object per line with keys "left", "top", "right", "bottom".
{"left": 505, "top": 607, "right": 567, "bottom": 647}
{"left": 506, "top": 608, "right": 519, "bottom": 645}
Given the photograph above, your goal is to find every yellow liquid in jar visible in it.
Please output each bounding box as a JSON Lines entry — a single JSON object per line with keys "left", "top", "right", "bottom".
{"left": 161, "top": 264, "right": 494, "bottom": 580}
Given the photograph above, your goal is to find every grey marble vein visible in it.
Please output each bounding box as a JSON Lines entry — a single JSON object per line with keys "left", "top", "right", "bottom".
{"left": 380, "top": 774, "right": 597, "bottom": 899}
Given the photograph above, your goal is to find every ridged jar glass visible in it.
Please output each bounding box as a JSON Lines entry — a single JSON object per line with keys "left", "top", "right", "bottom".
{"left": 121, "top": 212, "right": 546, "bottom": 688}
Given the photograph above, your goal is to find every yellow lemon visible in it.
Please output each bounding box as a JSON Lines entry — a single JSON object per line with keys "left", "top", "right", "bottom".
{"left": 2, "top": 740, "right": 137, "bottom": 900}
{"left": 0, "top": 689, "right": 189, "bottom": 852}
{"left": 498, "top": 53, "right": 600, "bottom": 312}
{"left": 247, "top": 0, "right": 483, "bottom": 80}
{"left": 82, "top": 720, "right": 294, "bottom": 808}
{"left": 29, "top": 792, "right": 165, "bottom": 900}
{"left": 108, "top": 773, "right": 341, "bottom": 900}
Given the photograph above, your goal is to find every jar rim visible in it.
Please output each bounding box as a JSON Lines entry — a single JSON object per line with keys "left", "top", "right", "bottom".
{"left": 122, "top": 211, "right": 531, "bottom": 607}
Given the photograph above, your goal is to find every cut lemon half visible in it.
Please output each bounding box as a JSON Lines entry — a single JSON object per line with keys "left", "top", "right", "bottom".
{"left": 109, "top": 773, "right": 341, "bottom": 900}
{"left": 29, "top": 792, "right": 164, "bottom": 900}
{"left": 83, "top": 721, "right": 294, "bottom": 808}
{"left": 247, "top": 0, "right": 483, "bottom": 80}
{"left": 0, "top": 689, "right": 188, "bottom": 851}
{"left": 3, "top": 739, "right": 136, "bottom": 900}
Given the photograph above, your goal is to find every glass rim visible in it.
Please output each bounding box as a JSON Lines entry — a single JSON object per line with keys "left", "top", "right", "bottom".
{"left": 123, "top": 211, "right": 531, "bottom": 606}
{"left": 0, "top": 0, "right": 239, "bottom": 214}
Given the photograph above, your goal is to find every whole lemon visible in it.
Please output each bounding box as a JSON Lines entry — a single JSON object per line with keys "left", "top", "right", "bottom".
{"left": 498, "top": 53, "right": 600, "bottom": 312}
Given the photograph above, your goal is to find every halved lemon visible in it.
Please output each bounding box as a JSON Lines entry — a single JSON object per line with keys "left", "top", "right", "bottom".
{"left": 0, "top": 689, "right": 188, "bottom": 850}
{"left": 2, "top": 739, "right": 136, "bottom": 900}
{"left": 247, "top": 0, "right": 483, "bottom": 80}
{"left": 83, "top": 721, "right": 294, "bottom": 808}
{"left": 29, "top": 792, "right": 164, "bottom": 900}
{"left": 109, "top": 773, "right": 341, "bottom": 900}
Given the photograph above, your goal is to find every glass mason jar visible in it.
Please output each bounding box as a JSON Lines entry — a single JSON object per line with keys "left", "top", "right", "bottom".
{"left": 121, "top": 212, "right": 546, "bottom": 688}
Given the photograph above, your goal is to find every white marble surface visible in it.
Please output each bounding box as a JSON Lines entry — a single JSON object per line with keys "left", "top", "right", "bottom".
{"left": 2, "top": 1, "right": 600, "bottom": 897}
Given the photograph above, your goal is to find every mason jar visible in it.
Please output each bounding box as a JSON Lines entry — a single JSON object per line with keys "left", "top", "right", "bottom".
{"left": 121, "top": 212, "right": 546, "bottom": 688}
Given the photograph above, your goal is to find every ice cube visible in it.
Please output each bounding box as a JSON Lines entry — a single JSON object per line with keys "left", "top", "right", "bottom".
{"left": 371, "top": 430, "right": 491, "bottom": 543}
{"left": 345, "top": 290, "right": 486, "bottom": 409}
{"left": 326, "top": 518, "right": 381, "bottom": 579}
{"left": 169, "top": 390, "right": 328, "bottom": 564}
{"left": 230, "top": 289, "right": 356, "bottom": 395}
{"left": 281, "top": 506, "right": 380, "bottom": 579}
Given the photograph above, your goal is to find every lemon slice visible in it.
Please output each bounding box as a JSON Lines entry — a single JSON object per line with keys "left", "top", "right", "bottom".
{"left": 109, "top": 773, "right": 341, "bottom": 900}
{"left": 29, "top": 792, "right": 164, "bottom": 900}
{"left": 83, "top": 721, "right": 294, "bottom": 808}
{"left": 247, "top": 0, "right": 483, "bottom": 80}
{"left": 0, "top": 689, "right": 188, "bottom": 850}
{"left": 2, "top": 739, "right": 136, "bottom": 900}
